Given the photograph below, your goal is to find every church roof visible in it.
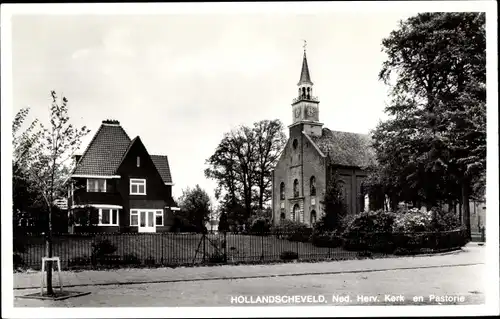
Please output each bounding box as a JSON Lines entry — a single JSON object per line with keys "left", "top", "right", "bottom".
{"left": 72, "top": 120, "right": 173, "bottom": 183}
{"left": 298, "top": 51, "right": 313, "bottom": 85}
{"left": 306, "top": 128, "right": 377, "bottom": 168}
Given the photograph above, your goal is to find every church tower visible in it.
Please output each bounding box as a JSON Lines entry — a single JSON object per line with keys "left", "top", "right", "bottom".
{"left": 290, "top": 44, "right": 323, "bottom": 137}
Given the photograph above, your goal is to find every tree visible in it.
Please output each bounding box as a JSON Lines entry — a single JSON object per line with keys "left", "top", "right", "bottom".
{"left": 13, "top": 108, "right": 44, "bottom": 215}
{"left": 373, "top": 13, "right": 486, "bottom": 238}
{"left": 318, "top": 170, "right": 348, "bottom": 231}
{"left": 205, "top": 119, "right": 286, "bottom": 222}
{"left": 17, "top": 91, "right": 90, "bottom": 295}
{"left": 252, "top": 120, "right": 287, "bottom": 209}
{"left": 218, "top": 211, "right": 229, "bottom": 233}
{"left": 178, "top": 185, "right": 212, "bottom": 232}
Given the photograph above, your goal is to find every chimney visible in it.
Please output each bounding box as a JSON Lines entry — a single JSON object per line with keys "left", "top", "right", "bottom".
{"left": 102, "top": 119, "right": 120, "bottom": 125}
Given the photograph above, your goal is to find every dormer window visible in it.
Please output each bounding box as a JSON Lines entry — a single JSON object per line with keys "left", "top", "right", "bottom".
{"left": 130, "top": 178, "right": 146, "bottom": 195}
{"left": 137, "top": 156, "right": 141, "bottom": 167}
{"left": 87, "top": 179, "right": 106, "bottom": 192}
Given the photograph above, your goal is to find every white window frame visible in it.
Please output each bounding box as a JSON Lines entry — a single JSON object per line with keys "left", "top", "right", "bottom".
{"left": 130, "top": 209, "right": 163, "bottom": 227}
{"left": 155, "top": 210, "right": 164, "bottom": 226}
{"left": 98, "top": 208, "right": 119, "bottom": 226}
{"left": 130, "top": 178, "right": 146, "bottom": 195}
{"left": 130, "top": 210, "right": 139, "bottom": 226}
{"left": 86, "top": 178, "right": 106, "bottom": 193}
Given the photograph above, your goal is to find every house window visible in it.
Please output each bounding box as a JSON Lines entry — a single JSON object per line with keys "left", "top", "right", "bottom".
{"left": 99, "top": 209, "right": 119, "bottom": 226}
{"left": 310, "top": 176, "right": 316, "bottom": 196}
{"left": 280, "top": 182, "right": 285, "bottom": 200}
{"left": 87, "top": 179, "right": 106, "bottom": 192}
{"left": 137, "top": 156, "right": 141, "bottom": 167}
{"left": 293, "top": 179, "right": 299, "bottom": 197}
{"left": 130, "top": 210, "right": 139, "bottom": 226}
{"left": 155, "top": 210, "right": 164, "bottom": 226}
{"left": 130, "top": 179, "right": 146, "bottom": 195}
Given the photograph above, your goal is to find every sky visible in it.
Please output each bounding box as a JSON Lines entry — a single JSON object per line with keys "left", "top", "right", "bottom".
{"left": 10, "top": 11, "right": 414, "bottom": 204}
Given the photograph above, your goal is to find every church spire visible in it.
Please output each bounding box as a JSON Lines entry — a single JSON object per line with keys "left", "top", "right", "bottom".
{"left": 298, "top": 40, "right": 313, "bottom": 85}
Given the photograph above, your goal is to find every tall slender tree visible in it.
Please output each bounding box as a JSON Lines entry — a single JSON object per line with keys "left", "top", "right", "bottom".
{"left": 18, "top": 91, "right": 90, "bottom": 295}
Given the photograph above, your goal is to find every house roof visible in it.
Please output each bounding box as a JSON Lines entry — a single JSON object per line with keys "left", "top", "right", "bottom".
{"left": 73, "top": 120, "right": 173, "bottom": 183}
{"left": 150, "top": 155, "right": 173, "bottom": 184}
{"left": 306, "top": 128, "right": 377, "bottom": 168}
{"left": 73, "top": 122, "right": 131, "bottom": 176}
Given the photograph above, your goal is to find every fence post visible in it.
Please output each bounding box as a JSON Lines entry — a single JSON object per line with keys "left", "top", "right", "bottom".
{"left": 202, "top": 234, "right": 206, "bottom": 263}
{"left": 260, "top": 233, "right": 264, "bottom": 261}
{"left": 296, "top": 234, "right": 299, "bottom": 259}
{"left": 224, "top": 231, "right": 227, "bottom": 263}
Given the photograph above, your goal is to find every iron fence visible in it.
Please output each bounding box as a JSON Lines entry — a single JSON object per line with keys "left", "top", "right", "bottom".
{"left": 13, "top": 229, "right": 468, "bottom": 271}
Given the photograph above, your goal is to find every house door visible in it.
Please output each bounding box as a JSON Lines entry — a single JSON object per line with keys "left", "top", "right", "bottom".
{"left": 138, "top": 210, "right": 155, "bottom": 233}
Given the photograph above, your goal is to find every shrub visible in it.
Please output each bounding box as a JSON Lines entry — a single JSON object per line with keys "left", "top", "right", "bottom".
{"left": 392, "top": 208, "right": 433, "bottom": 233}
{"left": 310, "top": 230, "right": 343, "bottom": 248}
{"left": 13, "top": 254, "right": 24, "bottom": 268}
{"left": 273, "top": 220, "right": 311, "bottom": 242}
{"left": 92, "top": 239, "right": 117, "bottom": 256}
{"left": 207, "top": 251, "right": 227, "bottom": 264}
{"left": 342, "top": 210, "right": 395, "bottom": 252}
{"left": 357, "top": 250, "right": 373, "bottom": 258}
{"left": 144, "top": 256, "right": 156, "bottom": 266}
{"left": 91, "top": 239, "right": 117, "bottom": 266}
{"left": 431, "top": 208, "right": 461, "bottom": 231}
{"left": 249, "top": 217, "right": 271, "bottom": 235}
{"left": 280, "top": 251, "right": 298, "bottom": 261}
{"left": 393, "top": 247, "right": 412, "bottom": 255}
{"left": 122, "top": 253, "right": 141, "bottom": 265}
{"left": 69, "top": 256, "right": 91, "bottom": 267}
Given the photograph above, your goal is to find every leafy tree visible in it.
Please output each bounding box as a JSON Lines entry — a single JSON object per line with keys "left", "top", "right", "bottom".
{"left": 178, "top": 185, "right": 212, "bottom": 232}
{"left": 205, "top": 119, "right": 286, "bottom": 222}
{"left": 218, "top": 211, "right": 229, "bottom": 233}
{"left": 372, "top": 13, "right": 485, "bottom": 239}
{"left": 317, "top": 170, "right": 348, "bottom": 231}
{"left": 16, "top": 91, "right": 90, "bottom": 295}
{"left": 252, "top": 120, "right": 287, "bottom": 209}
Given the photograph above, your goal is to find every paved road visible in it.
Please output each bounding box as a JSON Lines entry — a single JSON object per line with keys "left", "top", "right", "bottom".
{"left": 14, "top": 263, "right": 485, "bottom": 307}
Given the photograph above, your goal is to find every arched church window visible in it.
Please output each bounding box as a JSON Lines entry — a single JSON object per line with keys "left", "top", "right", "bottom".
{"left": 280, "top": 182, "right": 285, "bottom": 200}
{"left": 293, "top": 179, "right": 299, "bottom": 198}
{"left": 302, "top": 87, "right": 306, "bottom": 98}
{"left": 292, "top": 139, "right": 298, "bottom": 149}
{"left": 310, "top": 176, "right": 316, "bottom": 196}
{"left": 306, "top": 87, "right": 311, "bottom": 99}
{"left": 292, "top": 204, "right": 299, "bottom": 221}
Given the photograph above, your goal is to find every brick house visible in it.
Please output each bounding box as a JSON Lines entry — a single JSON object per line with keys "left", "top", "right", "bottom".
{"left": 68, "top": 119, "right": 179, "bottom": 233}
{"left": 271, "top": 49, "right": 376, "bottom": 226}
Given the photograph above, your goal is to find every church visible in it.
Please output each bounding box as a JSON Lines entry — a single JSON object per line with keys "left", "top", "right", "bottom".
{"left": 271, "top": 47, "right": 377, "bottom": 226}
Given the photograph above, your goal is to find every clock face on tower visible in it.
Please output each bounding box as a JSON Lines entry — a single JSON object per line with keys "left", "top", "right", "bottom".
{"left": 307, "top": 106, "right": 315, "bottom": 117}
{"left": 294, "top": 108, "right": 301, "bottom": 119}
